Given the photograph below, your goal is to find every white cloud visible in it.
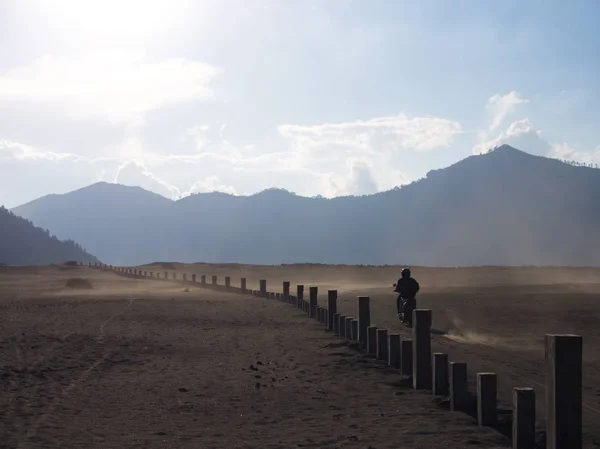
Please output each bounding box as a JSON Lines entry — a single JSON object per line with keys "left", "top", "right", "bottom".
{"left": 486, "top": 91, "right": 528, "bottom": 131}
{"left": 276, "top": 113, "right": 460, "bottom": 196}
{"left": 0, "top": 139, "right": 81, "bottom": 161}
{"left": 0, "top": 108, "right": 460, "bottom": 205}
{"left": 326, "top": 158, "right": 379, "bottom": 196}
{"left": 550, "top": 142, "right": 600, "bottom": 165}
{"left": 473, "top": 118, "right": 548, "bottom": 155}
{"left": 278, "top": 113, "right": 463, "bottom": 155}
{"left": 0, "top": 50, "right": 221, "bottom": 124}
{"left": 181, "top": 177, "right": 237, "bottom": 197}
{"left": 473, "top": 116, "right": 600, "bottom": 165}
{"left": 114, "top": 160, "right": 182, "bottom": 198}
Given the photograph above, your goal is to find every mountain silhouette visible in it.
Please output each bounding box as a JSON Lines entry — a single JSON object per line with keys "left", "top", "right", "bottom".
{"left": 10, "top": 145, "right": 600, "bottom": 266}
{"left": 0, "top": 206, "right": 98, "bottom": 265}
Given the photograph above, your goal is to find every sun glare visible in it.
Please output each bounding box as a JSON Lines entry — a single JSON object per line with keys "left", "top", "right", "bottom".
{"left": 35, "top": 0, "right": 194, "bottom": 44}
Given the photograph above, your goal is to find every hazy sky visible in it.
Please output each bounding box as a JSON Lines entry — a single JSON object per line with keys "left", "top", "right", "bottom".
{"left": 1, "top": 0, "right": 599, "bottom": 207}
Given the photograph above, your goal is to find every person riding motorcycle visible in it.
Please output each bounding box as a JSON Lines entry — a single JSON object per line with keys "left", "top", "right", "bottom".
{"left": 393, "top": 268, "right": 420, "bottom": 327}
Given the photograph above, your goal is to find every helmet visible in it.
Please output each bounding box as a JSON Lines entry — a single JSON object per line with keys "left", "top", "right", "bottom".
{"left": 401, "top": 268, "right": 411, "bottom": 278}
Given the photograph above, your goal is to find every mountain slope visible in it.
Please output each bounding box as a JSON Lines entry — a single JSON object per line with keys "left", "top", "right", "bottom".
{"left": 12, "top": 182, "right": 173, "bottom": 264}
{"left": 11, "top": 146, "right": 600, "bottom": 266}
{"left": 0, "top": 206, "right": 98, "bottom": 265}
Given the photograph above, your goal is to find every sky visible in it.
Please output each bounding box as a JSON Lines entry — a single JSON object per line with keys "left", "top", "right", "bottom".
{"left": 1, "top": 0, "right": 599, "bottom": 208}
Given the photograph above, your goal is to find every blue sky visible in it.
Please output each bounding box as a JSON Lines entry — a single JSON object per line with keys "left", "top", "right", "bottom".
{"left": 1, "top": 0, "right": 599, "bottom": 207}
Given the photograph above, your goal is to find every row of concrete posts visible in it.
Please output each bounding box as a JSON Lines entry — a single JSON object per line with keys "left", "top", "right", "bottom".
{"left": 93, "top": 263, "right": 583, "bottom": 449}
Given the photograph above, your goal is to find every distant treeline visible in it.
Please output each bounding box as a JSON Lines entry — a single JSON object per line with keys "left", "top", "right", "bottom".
{"left": 0, "top": 206, "right": 98, "bottom": 265}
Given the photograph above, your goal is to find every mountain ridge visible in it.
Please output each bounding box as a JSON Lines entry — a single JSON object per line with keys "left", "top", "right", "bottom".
{"left": 11, "top": 145, "right": 600, "bottom": 266}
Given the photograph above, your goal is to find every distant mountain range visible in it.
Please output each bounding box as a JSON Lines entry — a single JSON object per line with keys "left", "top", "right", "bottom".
{"left": 10, "top": 145, "right": 600, "bottom": 266}
{"left": 0, "top": 206, "right": 98, "bottom": 265}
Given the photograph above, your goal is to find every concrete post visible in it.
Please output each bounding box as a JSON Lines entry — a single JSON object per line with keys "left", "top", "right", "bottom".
{"left": 309, "top": 287, "right": 318, "bottom": 318}
{"left": 297, "top": 285, "right": 304, "bottom": 309}
{"left": 388, "top": 334, "right": 400, "bottom": 368}
{"left": 450, "top": 362, "right": 468, "bottom": 412}
{"left": 191, "top": 274, "right": 196, "bottom": 282}
{"left": 283, "top": 281, "right": 290, "bottom": 302}
{"left": 358, "top": 296, "right": 370, "bottom": 346}
{"left": 367, "top": 326, "right": 377, "bottom": 355}
{"left": 477, "top": 372, "right": 497, "bottom": 427}
{"left": 323, "top": 310, "right": 328, "bottom": 326}
{"left": 327, "top": 290, "right": 337, "bottom": 331}
{"left": 432, "top": 353, "right": 449, "bottom": 396}
{"left": 333, "top": 313, "right": 340, "bottom": 335}
{"left": 225, "top": 276, "right": 231, "bottom": 288}
{"left": 172, "top": 272, "right": 176, "bottom": 280}
{"left": 345, "top": 317, "right": 353, "bottom": 340}
{"left": 241, "top": 278, "right": 247, "bottom": 292}
{"left": 201, "top": 274, "right": 206, "bottom": 284}
{"left": 276, "top": 293, "right": 281, "bottom": 300}
{"left": 412, "top": 309, "right": 432, "bottom": 390}
{"left": 377, "top": 329, "right": 388, "bottom": 361}
{"left": 144, "top": 271, "right": 147, "bottom": 276}
{"left": 513, "top": 387, "right": 536, "bottom": 449}
{"left": 338, "top": 315, "right": 347, "bottom": 338}
{"left": 546, "top": 334, "right": 582, "bottom": 449}
{"left": 183, "top": 273, "right": 187, "bottom": 281}
{"left": 212, "top": 275, "right": 218, "bottom": 285}
{"left": 351, "top": 319, "right": 358, "bottom": 341}
{"left": 259, "top": 279, "right": 266, "bottom": 296}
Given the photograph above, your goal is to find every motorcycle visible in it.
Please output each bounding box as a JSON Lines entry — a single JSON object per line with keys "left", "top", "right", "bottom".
{"left": 393, "top": 283, "right": 416, "bottom": 327}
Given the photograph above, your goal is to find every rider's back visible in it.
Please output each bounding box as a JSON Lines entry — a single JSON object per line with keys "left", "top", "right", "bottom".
{"left": 395, "top": 277, "right": 419, "bottom": 298}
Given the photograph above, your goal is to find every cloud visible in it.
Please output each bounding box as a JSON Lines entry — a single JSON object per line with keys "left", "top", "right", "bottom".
{"left": 550, "top": 142, "right": 600, "bottom": 165}
{"left": 473, "top": 118, "right": 551, "bottom": 156}
{"left": 278, "top": 113, "right": 463, "bottom": 155}
{"left": 0, "top": 50, "right": 221, "bottom": 124}
{"left": 181, "top": 177, "right": 237, "bottom": 197}
{"left": 327, "top": 158, "right": 379, "bottom": 196}
{"left": 2, "top": 108, "right": 459, "bottom": 205}
{"left": 276, "top": 113, "right": 460, "bottom": 196}
{"left": 114, "top": 160, "right": 183, "bottom": 198}
{"left": 486, "top": 91, "right": 528, "bottom": 131}
{"left": 473, "top": 116, "right": 600, "bottom": 166}
{"left": 0, "top": 140, "right": 82, "bottom": 162}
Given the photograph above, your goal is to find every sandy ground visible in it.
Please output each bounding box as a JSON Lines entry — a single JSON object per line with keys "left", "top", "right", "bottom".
{"left": 0, "top": 266, "right": 512, "bottom": 449}
{"left": 138, "top": 262, "right": 600, "bottom": 447}
{"left": 2, "top": 264, "right": 600, "bottom": 448}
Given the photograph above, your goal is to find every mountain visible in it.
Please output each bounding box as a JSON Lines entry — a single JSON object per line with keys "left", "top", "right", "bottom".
{"left": 0, "top": 206, "right": 98, "bottom": 265}
{"left": 11, "top": 146, "right": 600, "bottom": 266}
{"left": 12, "top": 182, "right": 173, "bottom": 265}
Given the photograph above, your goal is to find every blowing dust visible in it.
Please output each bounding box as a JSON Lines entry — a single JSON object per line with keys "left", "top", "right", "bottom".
{"left": 442, "top": 311, "right": 543, "bottom": 353}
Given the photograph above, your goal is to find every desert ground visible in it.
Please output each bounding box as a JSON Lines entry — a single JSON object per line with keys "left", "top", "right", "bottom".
{"left": 1, "top": 264, "right": 600, "bottom": 448}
